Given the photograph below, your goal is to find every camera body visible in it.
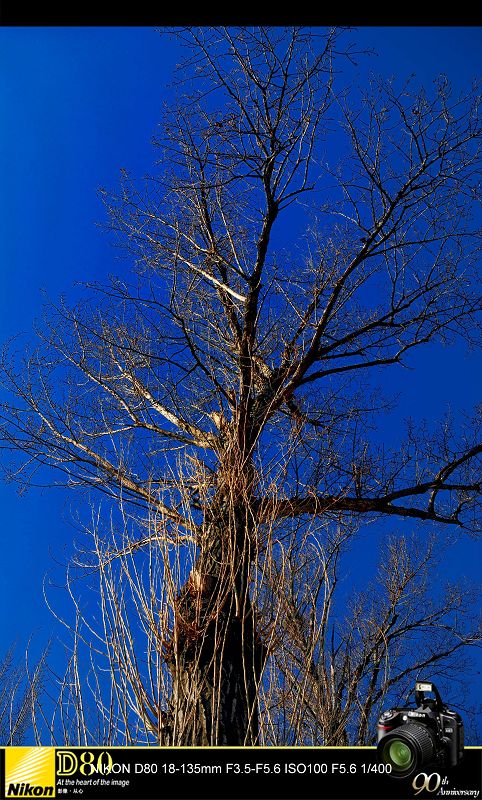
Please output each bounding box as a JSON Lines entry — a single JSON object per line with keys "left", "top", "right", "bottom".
{"left": 377, "top": 681, "right": 464, "bottom": 778}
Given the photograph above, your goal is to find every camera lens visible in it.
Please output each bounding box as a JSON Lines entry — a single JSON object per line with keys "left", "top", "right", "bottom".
{"left": 378, "top": 723, "right": 437, "bottom": 778}
{"left": 386, "top": 740, "right": 414, "bottom": 769}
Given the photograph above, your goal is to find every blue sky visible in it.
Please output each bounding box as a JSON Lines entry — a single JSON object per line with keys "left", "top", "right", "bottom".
{"left": 0, "top": 28, "right": 179, "bottom": 655}
{"left": 0, "top": 26, "right": 480, "bottom": 731}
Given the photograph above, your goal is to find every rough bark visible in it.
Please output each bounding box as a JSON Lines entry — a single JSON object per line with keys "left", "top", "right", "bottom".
{"left": 163, "top": 501, "right": 265, "bottom": 745}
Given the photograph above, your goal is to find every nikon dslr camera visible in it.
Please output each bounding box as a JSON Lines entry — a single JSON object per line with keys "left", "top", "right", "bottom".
{"left": 377, "top": 681, "right": 463, "bottom": 778}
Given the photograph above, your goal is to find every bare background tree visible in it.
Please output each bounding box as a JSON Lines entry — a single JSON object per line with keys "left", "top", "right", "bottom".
{"left": 0, "top": 27, "right": 481, "bottom": 746}
{"left": 0, "top": 644, "right": 48, "bottom": 745}
{"left": 260, "top": 528, "right": 481, "bottom": 745}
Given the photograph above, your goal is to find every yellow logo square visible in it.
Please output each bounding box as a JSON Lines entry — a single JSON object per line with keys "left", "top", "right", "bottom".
{"left": 5, "top": 747, "right": 55, "bottom": 797}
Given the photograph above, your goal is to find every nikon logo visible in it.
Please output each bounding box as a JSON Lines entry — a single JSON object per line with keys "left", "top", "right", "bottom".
{"left": 408, "top": 711, "right": 425, "bottom": 718}
{"left": 5, "top": 747, "right": 56, "bottom": 799}
{"left": 7, "top": 784, "right": 54, "bottom": 797}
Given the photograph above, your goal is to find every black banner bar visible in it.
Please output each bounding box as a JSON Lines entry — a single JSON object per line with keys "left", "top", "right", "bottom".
{"left": 2, "top": 746, "right": 481, "bottom": 800}
{"left": 0, "top": 4, "right": 481, "bottom": 25}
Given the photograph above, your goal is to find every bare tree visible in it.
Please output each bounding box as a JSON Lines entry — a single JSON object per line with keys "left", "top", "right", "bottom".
{"left": 260, "top": 529, "right": 481, "bottom": 746}
{"left": 33, "top": 515, "right": 480, "bottom": 747}
{"left": 0, "top": 644, "right": 49, "bottom": 745}
{"left": 0, "top": 27, "right": 481, "bottom": 746}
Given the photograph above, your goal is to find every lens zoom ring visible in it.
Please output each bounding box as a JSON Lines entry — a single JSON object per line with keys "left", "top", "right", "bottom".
{"left": 400, "top": 723, "right": 436, "bottom": 762}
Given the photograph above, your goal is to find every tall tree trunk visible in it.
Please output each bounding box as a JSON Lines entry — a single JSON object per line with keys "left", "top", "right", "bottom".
{"left": 163, "top": 502, "right": 265, "bottom": 745}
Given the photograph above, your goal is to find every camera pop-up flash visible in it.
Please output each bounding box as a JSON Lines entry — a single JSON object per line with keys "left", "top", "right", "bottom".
{"left": 416, "top": 682, "right": 434, "bottom": 692}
